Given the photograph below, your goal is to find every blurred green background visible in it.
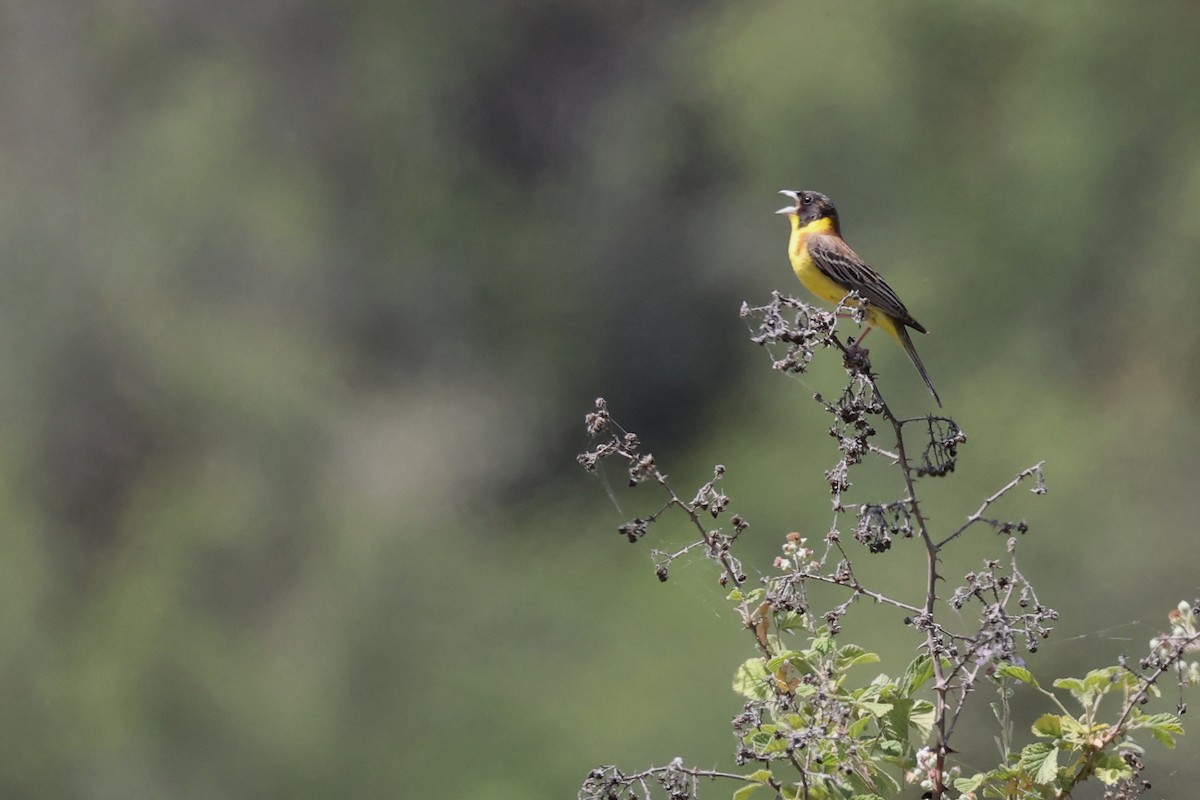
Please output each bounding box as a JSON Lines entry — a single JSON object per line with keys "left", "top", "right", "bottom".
{"left": 3, "top": 1, "right": 1200, "bottom": 797}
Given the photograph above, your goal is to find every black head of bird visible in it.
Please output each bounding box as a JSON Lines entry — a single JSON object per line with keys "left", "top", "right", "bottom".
{"left": 776, "top": 189, "right": 840, "bottom": 231}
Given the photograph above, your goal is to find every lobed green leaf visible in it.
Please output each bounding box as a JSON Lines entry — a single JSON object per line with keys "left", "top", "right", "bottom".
{"left": 733, "top": 658, "right": 772, "bottom": 700}
{"left": 1018, "top": 741, "right": 1059, "bottom": 786}
{"left": 1031, "top": 714, "right": 1064, "bottom": 738}
{"left": 995, "top": 663, "right": 1038, "bottom": 688}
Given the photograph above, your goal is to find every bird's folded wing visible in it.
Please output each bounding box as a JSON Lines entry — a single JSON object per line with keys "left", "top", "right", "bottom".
{"left": 806, "top": 234, "right": 921, "bottom": 329}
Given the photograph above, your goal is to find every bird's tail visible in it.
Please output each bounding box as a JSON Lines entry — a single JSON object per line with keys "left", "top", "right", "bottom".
{"left": 896, "top": 326, "right": 942, "bottom": 408}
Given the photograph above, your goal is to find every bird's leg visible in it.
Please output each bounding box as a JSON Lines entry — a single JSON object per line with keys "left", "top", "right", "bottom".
{"left": 849, "top": 326, "right": 874, "bottom": 352}
{"left": 842, "top": 325, "right": 874, "bottom": 376}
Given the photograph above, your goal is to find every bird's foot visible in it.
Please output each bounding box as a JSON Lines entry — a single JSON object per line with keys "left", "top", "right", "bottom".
{"left": 846, "top": 335, "right": 871, "bottom": 357}
{"left": 843, "top": 339, "right": 872, "bottom": 373}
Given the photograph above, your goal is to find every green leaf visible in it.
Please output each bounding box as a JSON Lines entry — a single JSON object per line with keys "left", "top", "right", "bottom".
{"left": 856, "top": 700, "right": 893, "bottom": 718}
{"left": 733, "top": 658, "right": 772, "bottom": 700}
{"left": 781, "top": 784, "right": 832, "bottom": 800}
{"left": 745, "top": 724, "right": 777, "bottom": 742}
{"left": 877, "top": 695, "right": 933, "bottom": 742}
{"left": 846, "top": 715, "right": 871, "bottom": 738}
{"left": 880, "top": 697, "right": 911, "bottom": 742}
{"left": 732, "top": 783, "right": 763, "bottom": 800}
{"left": 995, "top": 663, "right": 1038, "bottom": 688}
{"left": 765, "top": 634, "right": 787, "bottom": 656}
{"left": 836, "top": 644, "right": 881, "bottom": 670}
{"left": 1056, "top": 715, "right": 1090, "bottom": 745}
{"left": 1093, "top": 752, "right": 1133, "bottom": 784}
{"left": 1019, "top": 741, "right": 1059, "bottom": 785}
{"left": 742, "top": 769, "right": 773, "bottom": 783}
{"left": 776, "top": 610, "right": 808, "bottom": 632}
{"left": 953, "top": 773, "right": 986, "bottom": 793}
{"left": 811, "top": 632, "right": 835, "bottom": 655}
{"left": 1053, "top": 672, "right": 1121, "bottom": 708}
{"left": 1121, "top": 740, "right": 1147, "bottom": 757}
{"left": 901, "top": 654, "right": 934, "bottom": 696}
{"left": 875, "top": 738, "right": 904, "bottom": 758}
{"left": 1052, "top": 676, "right": 1087, "bottom": 695}
{"left": 740, "top": 588, "right": 766, "bottom": 604}
{"left": 765, "top": 650, "right": 804, "bottom": 673}
{"left": 1131, "top": 711, "right": 1184, "bottom": 731}
{"left": 744, "top": 726, "right": 788, "bottom": 757}
{"left": 842, "top": 763, "right": 888, "bottom": 797}
{"left": 1031, "top": 714, "right": 1064, "bottom": 738}
{"left": 1083, "top": 667, "right": 1123, "bottom": 693}
{"left": 1051, "top": 666, "right": 1134, "bottom": 706}
{"left": 909, "top": 700, "right": 935, "bottom": 738}
{"left": 864, "top": 764, "right": 902, "bottom": 795}
{"left": 1132, "top": 712, "right": 1184, "bottom": 748}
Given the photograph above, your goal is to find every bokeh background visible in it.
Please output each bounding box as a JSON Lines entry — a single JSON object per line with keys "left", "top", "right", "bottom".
{"left": 3, "top": 1, "right": 1200, "bottom": 797}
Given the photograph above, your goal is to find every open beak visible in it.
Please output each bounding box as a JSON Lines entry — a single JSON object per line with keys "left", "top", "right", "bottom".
{"left": 775, "top": 189, "right": 799, "bottom": 215}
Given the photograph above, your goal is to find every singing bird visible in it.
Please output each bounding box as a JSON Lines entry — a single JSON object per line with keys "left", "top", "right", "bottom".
{"left": 775, "top": 189, "right": 941, "bottom": 407}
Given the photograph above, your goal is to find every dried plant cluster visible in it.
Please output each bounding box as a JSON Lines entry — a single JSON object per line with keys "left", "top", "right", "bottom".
{"left": 576, "top": 293, "right": 1200, "bottom": 800}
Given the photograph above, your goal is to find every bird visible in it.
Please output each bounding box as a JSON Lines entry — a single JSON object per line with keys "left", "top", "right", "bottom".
{"left": 775, "top": 189, "right": 941, "bottom": 407}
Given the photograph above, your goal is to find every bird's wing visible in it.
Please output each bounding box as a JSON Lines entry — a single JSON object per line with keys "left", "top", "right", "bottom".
{"left": 807, "top": 234, "right": 924, "bottom": 331}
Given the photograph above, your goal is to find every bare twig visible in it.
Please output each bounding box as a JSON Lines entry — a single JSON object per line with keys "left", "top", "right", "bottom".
{"left": 938, "top": 462, "right": 1046, "bottom": 549}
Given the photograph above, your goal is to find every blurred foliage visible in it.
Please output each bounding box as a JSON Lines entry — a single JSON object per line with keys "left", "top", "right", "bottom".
{"left": 0, "top": 0, "right": 1199, "bottom": 797}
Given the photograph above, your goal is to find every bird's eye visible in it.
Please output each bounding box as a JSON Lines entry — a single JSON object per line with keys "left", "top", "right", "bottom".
{"left": 800, "top": 194, "right": 811, "bottom": 204}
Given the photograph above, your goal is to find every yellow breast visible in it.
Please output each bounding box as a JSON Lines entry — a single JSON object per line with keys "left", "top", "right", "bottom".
{"left": 785, "top": 217, "right": 899, "bottom": 338}
{"left": 787, "top": 217, "right": 853, "bottom": 305}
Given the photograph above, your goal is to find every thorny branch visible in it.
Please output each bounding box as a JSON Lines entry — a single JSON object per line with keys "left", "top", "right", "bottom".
{"left": 579, "top": 402, "right": 749, "bottom": 591}
{"left": 576, "top": 293, "right": 1193, "bottom": 800}
{"left": 579, "top": 759, "right": 757, "bottom": 800}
